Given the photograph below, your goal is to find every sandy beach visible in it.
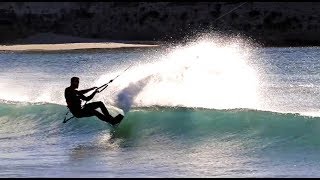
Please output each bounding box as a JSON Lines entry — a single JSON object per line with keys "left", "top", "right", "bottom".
{"left": 0, "top": 33, "right": 159, "bottom": 51}
{"left": 0, "top": 43, "right": 159, "bottom": 51}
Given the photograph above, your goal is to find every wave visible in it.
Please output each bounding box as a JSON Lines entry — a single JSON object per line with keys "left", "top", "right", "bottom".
{"left": 1, "top": 102, "right": 320, "bottom": 148}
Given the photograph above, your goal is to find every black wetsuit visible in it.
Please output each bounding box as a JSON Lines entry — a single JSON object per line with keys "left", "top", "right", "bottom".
{"left": 64, "top": 87, "right": 121, "bottom": 125}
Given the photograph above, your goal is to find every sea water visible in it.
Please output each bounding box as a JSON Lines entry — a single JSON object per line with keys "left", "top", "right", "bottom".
{"left": 0, "top": 36, "right": 320, "bottom": 177}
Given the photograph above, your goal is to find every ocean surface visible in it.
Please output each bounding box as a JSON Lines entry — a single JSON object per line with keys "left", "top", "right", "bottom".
{"left": 0, "top": 36, "right": 320, "bottom": 177}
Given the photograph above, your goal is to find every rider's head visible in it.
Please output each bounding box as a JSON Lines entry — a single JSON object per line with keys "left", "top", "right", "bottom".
{"left": 70, "top": 77, "right": 79, "bottom": 89}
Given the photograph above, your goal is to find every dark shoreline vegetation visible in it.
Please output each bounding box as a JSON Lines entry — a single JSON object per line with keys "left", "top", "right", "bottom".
{"left": 0, "top": 2, "right": 319, "bottom": 47}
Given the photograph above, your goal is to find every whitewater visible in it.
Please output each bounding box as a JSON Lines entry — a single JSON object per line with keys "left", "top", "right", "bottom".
{"left": 0, "top": 35, "right": 320, "bottom": 177}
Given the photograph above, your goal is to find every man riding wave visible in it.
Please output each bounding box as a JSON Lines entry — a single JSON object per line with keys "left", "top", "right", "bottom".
{"left": 64, "top": 77, "right": 123, "bottom": 125}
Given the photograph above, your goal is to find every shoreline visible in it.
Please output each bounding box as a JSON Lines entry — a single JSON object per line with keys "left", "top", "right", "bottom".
{"left": 0, "top": 32, "right": 319, "bottom": 52}
{"left": 0, "top": 41, "right": 319, "bottom": 52}
{"left": 0, "top": 42, "right": 160, "bottom": 52}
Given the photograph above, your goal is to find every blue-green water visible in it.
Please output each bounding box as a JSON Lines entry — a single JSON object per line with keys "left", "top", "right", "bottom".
{"left": 0, "top": 37, "right": 320, "bottom": 177}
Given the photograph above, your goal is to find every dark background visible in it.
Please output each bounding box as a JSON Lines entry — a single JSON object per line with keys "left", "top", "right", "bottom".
{"left": 0, "top": 2, "right": 319, "bottom": 46}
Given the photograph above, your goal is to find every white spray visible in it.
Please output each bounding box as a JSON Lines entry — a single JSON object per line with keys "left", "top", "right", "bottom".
{"left": 95, "top": 35, "right": 260, "bottom": 113}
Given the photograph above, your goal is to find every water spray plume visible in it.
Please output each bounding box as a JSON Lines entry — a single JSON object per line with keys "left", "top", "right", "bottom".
{"left": 97, "top": 35, "right": 260, "bottom": 112}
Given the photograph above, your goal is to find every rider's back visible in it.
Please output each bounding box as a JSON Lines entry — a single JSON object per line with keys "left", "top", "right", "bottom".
{"left": 64, "top": 87, "right": 82, "bottom": 113}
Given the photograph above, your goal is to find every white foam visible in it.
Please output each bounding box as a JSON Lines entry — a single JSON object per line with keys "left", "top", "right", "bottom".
{"left": 96, "top": 35, "right": 261, "bottom": 112}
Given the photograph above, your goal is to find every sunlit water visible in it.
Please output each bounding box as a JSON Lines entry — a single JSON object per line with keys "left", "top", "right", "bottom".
{"left": 0, "top": 36, "right": 320, "bottom": 177}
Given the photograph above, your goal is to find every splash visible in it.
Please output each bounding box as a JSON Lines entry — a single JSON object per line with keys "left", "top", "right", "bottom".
{"left": 96, "top": 35, "right": 260, "bottom": 112}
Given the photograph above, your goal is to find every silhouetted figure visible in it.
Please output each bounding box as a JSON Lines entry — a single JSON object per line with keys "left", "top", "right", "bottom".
{"left": 64, "top": 77, "right": 123, "bottom": 125}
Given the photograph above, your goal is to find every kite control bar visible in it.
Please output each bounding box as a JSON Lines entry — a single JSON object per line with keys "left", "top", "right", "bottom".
{"left": 95, "top": 64, "right": 132, "bottom": 93}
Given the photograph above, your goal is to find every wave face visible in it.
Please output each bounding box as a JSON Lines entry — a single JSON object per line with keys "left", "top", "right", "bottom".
{"left": 1, "top": 102, "right": 319, "bottom": 148}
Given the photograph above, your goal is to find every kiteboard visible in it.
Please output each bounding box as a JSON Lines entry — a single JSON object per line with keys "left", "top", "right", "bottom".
{"left": 109, "top": 114, "right": 124, "bottom": 127}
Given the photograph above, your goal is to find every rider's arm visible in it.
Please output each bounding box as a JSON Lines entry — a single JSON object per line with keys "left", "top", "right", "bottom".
{"left": 75, "top": 89, "right": 98, "bottom": 101}
{"left": 78, "top": 87, "right": 97, "bottom": 94}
